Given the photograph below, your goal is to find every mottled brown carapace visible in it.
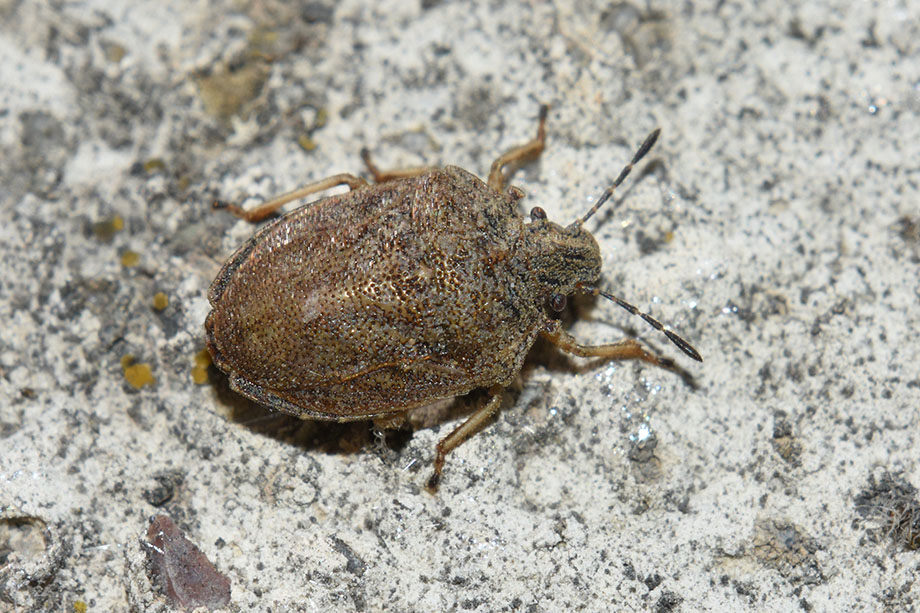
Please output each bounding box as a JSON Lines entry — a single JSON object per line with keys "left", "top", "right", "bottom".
{"left": 205, "top": 106, "right": 701, "bottom": 489}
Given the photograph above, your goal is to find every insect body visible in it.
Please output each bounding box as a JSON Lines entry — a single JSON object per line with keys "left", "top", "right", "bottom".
{"left": 205, "top": 106, "right": 701, "bottom": 489}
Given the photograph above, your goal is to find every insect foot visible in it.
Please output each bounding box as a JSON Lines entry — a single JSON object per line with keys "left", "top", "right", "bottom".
{"left": 205, "top": 105, "right": 701, "bottom": 491}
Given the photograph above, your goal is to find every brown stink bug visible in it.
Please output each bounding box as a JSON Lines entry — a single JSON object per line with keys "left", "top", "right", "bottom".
{"left": 205, "top": 106, "right": 701, "bottom": 490}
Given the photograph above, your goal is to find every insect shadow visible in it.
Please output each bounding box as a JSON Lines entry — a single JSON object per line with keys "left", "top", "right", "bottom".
{"left": 210, "top": 364, "right": 401, "bottom": 455}
{"left": 214, "top": 360, "right": 504, "bottom": 464}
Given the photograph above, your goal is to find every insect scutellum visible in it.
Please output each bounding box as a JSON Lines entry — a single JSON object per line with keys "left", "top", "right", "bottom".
{"left": 559, "top": 127, "right": 702, "bottom": 363}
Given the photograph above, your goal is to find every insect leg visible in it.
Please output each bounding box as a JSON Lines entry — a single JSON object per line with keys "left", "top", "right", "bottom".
{"left": 214, "top": 173, "right": 368, "bottom": 223}
{"left": 360, "top": 148, "right": 437, "bottom": 183}
{"left": 426, "top": 386, "right": 504, "bottom": 491}
{"left": 541, "top": 322, "right": 665, "bottom": 366}
{"left": 487, "top": 104, "right": 548, "bottom": 193}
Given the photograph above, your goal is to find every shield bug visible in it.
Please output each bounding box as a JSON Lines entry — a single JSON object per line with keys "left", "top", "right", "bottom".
{"left": 205, "top": 106, "right": 701, "bottom": 489}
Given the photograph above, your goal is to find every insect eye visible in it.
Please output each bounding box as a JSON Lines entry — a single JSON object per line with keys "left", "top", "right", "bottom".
{"left": 550, "top": 293, "right": 567, "bottom": 312}
{"left": 530, "top": 206, "right": 547, "bottom": 221}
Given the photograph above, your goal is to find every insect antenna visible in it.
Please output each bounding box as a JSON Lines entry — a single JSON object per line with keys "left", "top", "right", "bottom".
{"left": 579, "top": 284, "right": 703, "bottom": 362}
{"left": 577, "top": 128, "right": 661, "bottom": 226}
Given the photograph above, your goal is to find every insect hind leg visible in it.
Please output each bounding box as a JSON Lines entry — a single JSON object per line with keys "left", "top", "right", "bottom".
{"left": 360, "top": 148, "right": 437, "bottom": 183}
{"left": 426, "top": 386, "right": 504, "bottom": 491}
{"left": 214, "top": 173, "right": 368, "bottom": 223}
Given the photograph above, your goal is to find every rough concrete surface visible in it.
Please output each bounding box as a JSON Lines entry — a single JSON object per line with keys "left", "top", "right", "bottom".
{"left": 1, "top": 0, "right": 919, "bottom": 611}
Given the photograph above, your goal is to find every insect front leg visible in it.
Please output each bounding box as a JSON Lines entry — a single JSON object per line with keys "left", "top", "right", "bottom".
{"left": 541, "top": 319, "right": 665, "bottom": 367}
{"left": 426, "top": 386, "right": 504, "bottom": 492}
{"left": 215, "top": 173, "right": 368, "bottom": 222}
{"left": 487, "top": 104, "right": 548, "bottom": 193}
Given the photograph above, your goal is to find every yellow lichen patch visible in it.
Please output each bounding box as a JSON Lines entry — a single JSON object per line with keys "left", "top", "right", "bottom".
{"left": 191, "top": 366, "right": 209, "bottom": 385}
{"left": 314, "top": 107, "right": 328, "bottom": 128}
{"left": 196, "top": 58, "right": 270, "bottom": 122}
{"left": 73, "top": 601, "right": 88, "bottom": 613}
{"left": 93, "top": 215, "right": 124, "bottom": 242}
{"left": 152, "top": 292, "right": 169, "bottom": 311}
{"left": 121, "top": 355, "right": 155, "bottom": 389}
{"left": 194, "top": 349, "right": 212, "bottom": 368}
{"left": 298, "top": 134, "right": 317, "bottom": 151}
{"left": 191, "top": 349, "right": 212, "bottom": 384}
{"left": 125, "top": 364, "right": 155, "bottom": 389}
{"left": 143, "top": 158, "right": 166, "bottom": 173}
{"left": 120, "top": 250, "right": 140, "bottom": 267}
{"left": 248, "top": 28, "right": 280, "bottom": 54}
{"left": 103, "top": 41, "right": 126, "bottom": 63}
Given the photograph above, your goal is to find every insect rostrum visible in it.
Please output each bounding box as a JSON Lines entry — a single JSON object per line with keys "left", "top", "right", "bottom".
{"left": 205, "top": 106, "right": 701, "bottom": 490}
